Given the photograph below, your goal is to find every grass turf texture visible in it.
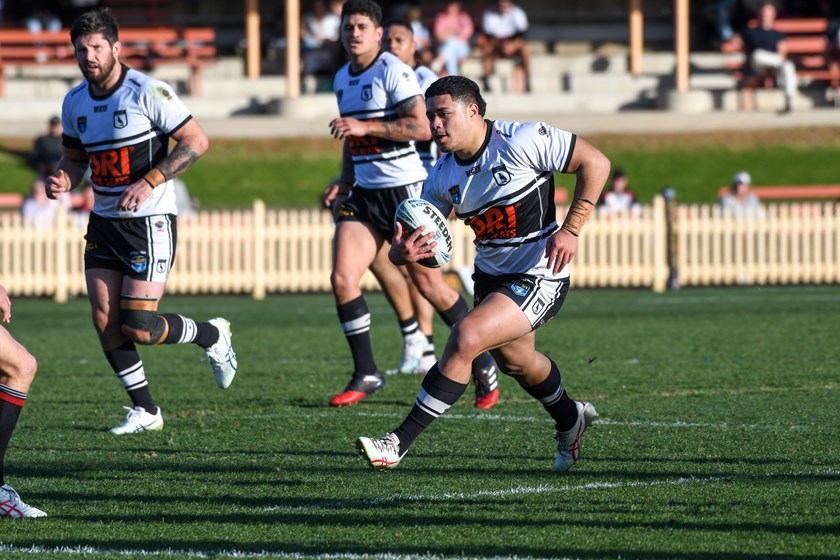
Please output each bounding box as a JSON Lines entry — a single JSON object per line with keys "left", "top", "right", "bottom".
{"left": 1, "top": 286, "right": 838, "bottom": 559}
{"left": 3, "top": 127, "right": 840, "bottom": 206}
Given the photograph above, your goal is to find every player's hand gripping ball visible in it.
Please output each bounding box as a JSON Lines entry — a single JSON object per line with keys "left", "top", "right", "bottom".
{"left": 394, "top": 198, "right": 453, "bottom": 268}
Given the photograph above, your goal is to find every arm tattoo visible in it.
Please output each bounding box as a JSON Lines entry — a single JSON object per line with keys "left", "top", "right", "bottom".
{"left": 157, "top": 141, "right": 199, "bottom": 180}
{"left": 382, "top": 95, "right": 421, "bottom": 138}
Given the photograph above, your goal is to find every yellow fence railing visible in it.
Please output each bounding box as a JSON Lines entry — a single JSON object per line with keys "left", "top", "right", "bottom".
{"left": 1, "top": 197, "right": 838, "bottom": 301}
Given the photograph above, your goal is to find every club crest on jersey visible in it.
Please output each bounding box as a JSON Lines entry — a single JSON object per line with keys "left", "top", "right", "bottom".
{"left": 531, "top": 298, "right": 546, "bottom": 314}
{"left": 156, "top": 259, "right": 168, "bottom": 274}
{"left": 492, "top": 164, "right": 511, "bottom": 186}
{"left": 336, "top": 89, "right": 343, "bottom": 103}
{"left": 77, "top": 116, "right": 87, "bottom": 133}
{"left": 511, "top": 281, "right": 530, "bottom": 297}
{"left": 361, "top": 84, "right": 373, "bottom": 101}
{"left": 130, "top": 251, "right": 147, "bottom": 273}
{"left": 448, "top": 185, "right": 461, "bottom": 204}
{"left": 114, "top": 110, "right": 128, "bottom": 128}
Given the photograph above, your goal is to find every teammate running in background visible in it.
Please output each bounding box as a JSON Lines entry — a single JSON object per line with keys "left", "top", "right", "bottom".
{"left": 46, "top": 8, "right": 237, "bottom": 434}
{"left": 0, "top": 285, "right": 47, "bottom": 518}
{"left": 356, "top": 76, "right": 610, "bottom": 471}
{"left": 323, "top": 0, "right": 499, "bottom": 408}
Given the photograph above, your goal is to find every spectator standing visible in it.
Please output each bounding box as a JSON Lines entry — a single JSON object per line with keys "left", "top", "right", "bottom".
{"left": 30, "top": 116, "right": 63, "bottom": 184}
{"left": 479, "top": 0, "right": 531, "bottom": 93}
{"left": 734, "top": 0, "right": 797, "bottom": 112}
{"left": 431, "top": 2, "right": 474, "bottom": 76}
{"left": 720, "top": 171, "right": 763, "bottom": 218}
{"left": 22, "top": 180, "right": 70, "bottom": 229}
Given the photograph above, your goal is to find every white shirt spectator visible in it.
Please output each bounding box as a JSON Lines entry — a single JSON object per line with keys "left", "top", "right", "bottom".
{"left": 483, "top": 3, "right": 528, "bottom": 40}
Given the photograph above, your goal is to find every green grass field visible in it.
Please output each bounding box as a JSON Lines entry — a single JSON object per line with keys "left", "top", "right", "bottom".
{"left": 1, "top": 287, "right": 838, "bottom": 559}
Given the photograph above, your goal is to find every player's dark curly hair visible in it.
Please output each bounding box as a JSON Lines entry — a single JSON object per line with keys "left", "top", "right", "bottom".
{"left": 70, "top": 8, "right": 120, "bottom": 47}
{"left": 341, "top": 0, "right": 383, "bottom": 27}
{"left": 426, "top": 76, "right": 487, "bottom": 116}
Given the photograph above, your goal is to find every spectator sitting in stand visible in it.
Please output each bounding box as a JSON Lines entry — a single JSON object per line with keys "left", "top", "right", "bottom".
{"left": 477, "top": 0, "right": 531, "bottom": 93}
{"left": 598, "top": 168, "right": 641, "bottom": 215}
{"left": 406, "top": 5, "right": 433, "bottom": 67}
{"left": 301, "top": 0, "right": 343, "bottom": 77}
{"left": 431, "top": 2, "right": 474, "bottom": 77}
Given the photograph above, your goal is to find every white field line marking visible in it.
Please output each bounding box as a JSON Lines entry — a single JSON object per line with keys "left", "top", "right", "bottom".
{"left": 0, "top": 546, "right": 580, "bottom": 560}
{"left": 262, "top": 475, "right": 729, "bottom": 511}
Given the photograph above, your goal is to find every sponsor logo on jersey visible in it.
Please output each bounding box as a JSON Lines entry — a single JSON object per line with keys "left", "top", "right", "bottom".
{"left": 157, "top": 86, "right": 172, "bottom": 100}
{"left": 94, "top": 105, "right": 107, "bottom": 113}
{"left": 154, "top": 220, "right": 165, "bottom": 230}
{"left": 466, "top": 204, "right": 518, "bottom": 240}
{"left": 114, "top": 110, "right": 128, "bottom": 128}
{"left": 448, "top": 185, "right": 461, "bottom": 204}
{"left": 538, "top": 125, "right": 550, "bottom": 138}
{"left": 492, "top": 164, "right": 511, "bottom": 186}
{"left": 495, "top": 129, "right": 512, "bottom": 138}
{"left": 338, "top": 205, "right": 356, "bottom": 217}
{"left": 77, "top": 116, "right": 87, "bottom": 133}
{"left": 84, "top": 242, "right": 97, "bottom": 253}
{"left": 511, "top": 281, "right": 530, "bottom": 297}
{"left": 347, "top": 127, "right": 381, "bottom": 157}
{"left": 89, "top": 147, "right": 133, "bottom": 186}
{"left": 466, "top": 165, "right": 480, "bottom": 177}
{"left": 349, "top": 79, "right": 359, "bottom": 86}
{"left": 130, "top": 251, "right": 147, "bottom": 273}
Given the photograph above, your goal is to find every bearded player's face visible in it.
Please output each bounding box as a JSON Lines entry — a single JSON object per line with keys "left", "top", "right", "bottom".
{"left": 75, "top": 33, "right": 120, "bottom": 88}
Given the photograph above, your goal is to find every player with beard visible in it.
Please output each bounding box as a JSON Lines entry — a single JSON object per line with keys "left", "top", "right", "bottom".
{"left": 356, "top": 76, "right": 610, "bottom": 471}
{"left": 46, "top": 8, "right": 238, "bottom": 434}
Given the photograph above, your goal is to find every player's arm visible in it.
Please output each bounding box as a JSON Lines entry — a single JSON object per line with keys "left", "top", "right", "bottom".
{"left": 0, "top": 285, "right": 11, "bottom": 323}
{"left": 546, "top": 137, "right": 611, "bottom": 274}
{"left": 321, "top": 140, "right": 355, "bottom": 217}
{"left": 329, "top": 94, "right": 431, "bottom": 142}
{"left": 118, "top": 118, "right": 209, "bottom": 212}
{"left": 45, "top": 145, "right": 90, "bottom": 199}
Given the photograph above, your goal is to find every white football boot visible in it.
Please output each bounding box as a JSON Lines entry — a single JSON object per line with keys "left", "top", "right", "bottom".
{"left": 554, "top": 401, "right": 597, "bottom": 471}
{"left": 415, "top": 343, "right": 437, "bottom": 374}
{"left": 394, "top": 331, "right": 426, "bottom": 375}
{"left": 109, "top": 406, "right": 164, "bottom": 435}
{"left": 202, "top": 318, "right": 238, "bottom": 389}
{"left": 0, "top": 484, "right": 47, "bottom": 518}
{"left": 356, "top": 433, "right": 405, "bottom": 471}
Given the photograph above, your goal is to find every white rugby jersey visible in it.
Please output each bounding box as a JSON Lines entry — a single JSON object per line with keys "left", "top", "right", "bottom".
{"left": 423, "top": 120, "right": 576, "bottom": 279}
{"left": 61, "top": 65, "right": 191, "bottom": 219}
{"left": 334, "top": 51, "right": 426, "bottom": 189}
{"left": 414, "top": 64, "right": 438, "bottom": 173}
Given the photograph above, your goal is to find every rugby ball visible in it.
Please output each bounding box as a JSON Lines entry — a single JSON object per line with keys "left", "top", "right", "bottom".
{"left": 394, "top": 198, "right": 453, "bottom": 268}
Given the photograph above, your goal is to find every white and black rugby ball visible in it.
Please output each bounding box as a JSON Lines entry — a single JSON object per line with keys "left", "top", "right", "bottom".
{"left": 394, "top": 198, "right": 453, "bottom": 268}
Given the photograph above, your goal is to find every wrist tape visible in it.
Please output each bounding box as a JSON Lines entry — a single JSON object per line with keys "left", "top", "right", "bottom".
{"left": 560, "top": 196, "right": 595, "bottom": 237}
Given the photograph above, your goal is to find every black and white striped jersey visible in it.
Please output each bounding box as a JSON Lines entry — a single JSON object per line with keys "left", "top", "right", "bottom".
{"left": 333, "top": 51, "right": 426, "bottom": 189}
{"left": 61, "top": 65, "right": 191, "bottom": 219}
{"left": 423, "top": 120, "right": 576, "bottom": 279}
{"left": 413, "top": 64, "right": 438, "bottom": 174}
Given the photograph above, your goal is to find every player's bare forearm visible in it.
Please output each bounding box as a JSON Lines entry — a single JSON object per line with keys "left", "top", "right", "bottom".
{"left": 375, "top": 95, "right": 431, "bottom": 141}
{"left": 157, "top": 140, "right": 203, "bottom": 180}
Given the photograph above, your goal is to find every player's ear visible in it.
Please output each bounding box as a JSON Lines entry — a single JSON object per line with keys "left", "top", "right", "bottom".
{"left": 113, "top": 40, "right": 122, "bottom": 58}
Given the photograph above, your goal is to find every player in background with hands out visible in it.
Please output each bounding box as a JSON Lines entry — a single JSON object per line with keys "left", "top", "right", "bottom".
{"left": 46, "top": 8, "right": 237, "bottom": 435}
{"left": 0, "top": 285, "right": 47, "bottom": 518}
{"left": 357, "top": 75, "right": 610, "bottom": 471}
{"left": 323, "top": 0, "right": 499, "bottom": 408}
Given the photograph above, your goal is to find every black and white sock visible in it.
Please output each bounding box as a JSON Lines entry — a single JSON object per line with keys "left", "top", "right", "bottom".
{"left": 393, "top": 364, "right": 467, "bottom": 453}
{"left": 104, "top": 341, "right": 157, "bottom": 414}
{"left": 399, "top": 316, "right": 420, "bottom": 338}
{"left": 161, "top": 313, "right": 219, "bottom": 348}
{"left": 337, "top": 296, "right": 378, "bottom": 375}
{"left": 522, "top": 360, "right": 578, "bottom": 431}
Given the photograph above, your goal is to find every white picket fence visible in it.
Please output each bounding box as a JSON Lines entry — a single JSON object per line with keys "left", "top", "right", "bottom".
{"left": 1, "top": 196, "right": 838, "bottom": 301}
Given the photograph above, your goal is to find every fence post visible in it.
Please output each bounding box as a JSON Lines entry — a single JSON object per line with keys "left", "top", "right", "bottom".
{"left": 54, "top": 210, "right": 69, "bottom": 303}
{"left": 252, "top": 199, "right": 266, "bottom": 300}
{"left": 652, "top": 195, "right": 668, "bottom": 292}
